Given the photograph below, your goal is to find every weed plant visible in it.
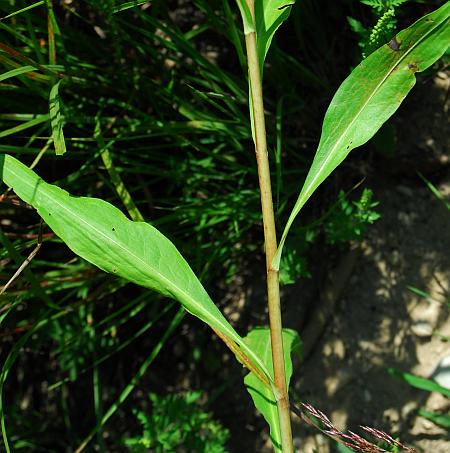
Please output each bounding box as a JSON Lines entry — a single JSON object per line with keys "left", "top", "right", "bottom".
{"left": 0, "top": 1, "right": 449, "bottom": 452}
{"left": 122, "top": 391, "right": 229, "bottom": 452}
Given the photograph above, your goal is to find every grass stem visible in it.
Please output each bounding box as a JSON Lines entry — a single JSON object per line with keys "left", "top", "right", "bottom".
{"left": 244, "top": 2, "right": 294, "bottom": 451}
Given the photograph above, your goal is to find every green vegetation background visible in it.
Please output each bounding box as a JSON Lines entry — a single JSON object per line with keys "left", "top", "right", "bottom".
{"left": 0, "top": 0, "right": 445, "bottom": 451}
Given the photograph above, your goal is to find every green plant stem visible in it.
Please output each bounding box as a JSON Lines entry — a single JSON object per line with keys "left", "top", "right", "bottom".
{"left": 244, "top": 4, "right": 293, "bottom": 452}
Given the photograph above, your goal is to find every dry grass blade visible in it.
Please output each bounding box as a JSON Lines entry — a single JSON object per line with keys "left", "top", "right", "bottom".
{"left": 0, "top": 223, "right": 42, "bottom": 296}
{"left": 291, "top": 401, "right": 418, "bottom": 453}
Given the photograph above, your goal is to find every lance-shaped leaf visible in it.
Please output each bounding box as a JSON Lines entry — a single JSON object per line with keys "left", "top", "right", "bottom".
{"left": 0, "top": 154, "right": 271, "bottom": 383}
{"left": 235, "top": 0, "right": 296, "bottom": 65}
{"left": 244, "top": 327, "right": 301, "bottom": 453}
{"left": 273, "top": 2, "right": 450, "bottom": 269}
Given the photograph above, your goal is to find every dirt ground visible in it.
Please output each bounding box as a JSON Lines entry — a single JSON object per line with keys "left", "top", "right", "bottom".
{"left": 286, "top": 72, "right": 450, "bottom": 452}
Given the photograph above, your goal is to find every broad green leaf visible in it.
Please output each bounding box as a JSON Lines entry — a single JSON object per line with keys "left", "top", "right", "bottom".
{"left": 0, "top": 154, "right": 271, "bottom": 384}
{"left": 234, "top": 0, "right": 255, "bottom": 35}
{"left": 274, "top": 2, "right": 450, "bottom": 269}
{"left": 244, "top": 327, "right": 301, "bottom": 452}
{"left": 49, "top": 80, "right": 66, "bottom": 156}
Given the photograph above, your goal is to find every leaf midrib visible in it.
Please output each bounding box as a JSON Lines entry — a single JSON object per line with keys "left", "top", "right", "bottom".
{"left": 10, "top": 157, "right": 280, "bottom": 385}
{"left": 6, "top": 160, "right": 229, "bottom": 333}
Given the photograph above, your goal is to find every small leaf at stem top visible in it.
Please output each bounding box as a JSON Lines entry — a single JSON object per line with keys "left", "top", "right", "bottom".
{"left": 254, "top": 0, "right": 296, "bottom": 72}
{"left": 235, "top": 0, "right": 255, "bottom": 34}
{"left": 234, "top": 1, "right": 296, "bottom": 69}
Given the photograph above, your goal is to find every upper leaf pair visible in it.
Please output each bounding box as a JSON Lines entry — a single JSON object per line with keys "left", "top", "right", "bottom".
{"left": 235, "top": 0, "right": 296, "bottom": 71}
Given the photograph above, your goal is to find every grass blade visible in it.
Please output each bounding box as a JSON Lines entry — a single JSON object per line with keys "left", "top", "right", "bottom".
{"left": 419, "top": 172, "right": 450, "bottom": 211}
{"left": 112, "top": 1, "right": 151, "bottom": 13}
{"left": 0, "top": 66, "right": 38, "bottom": 82}
{"left": 0, "top": 227, "right": 57, "bottom": 308}
{"left": 49, "top": 80, "right": 66, "bottom": 155}
{"left": 0, "top": 1, "right": 45, "bottom": 20}
{"left": 0, "top": 114, "right": 49, "bottom": 139}
{"left": 388, "top": 368, "right": 450, "bottom": 398}
{"left": 418, "top": 409, "right": 450, "bottom": 428}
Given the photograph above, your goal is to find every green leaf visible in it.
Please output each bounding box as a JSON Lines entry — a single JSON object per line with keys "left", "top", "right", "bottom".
{"left": 418, "top": 409, "right": 450, "bottom": 429}
{"left": 112, "top": 0, "right": 151, "bottom": 13}
{"left": 347, "top": 16, "right": 368, "bottom": 36}
{"left": 0, "top": 114, "right": 50, "bottom": 139}
{"left": 0, "top": 154, "right": 271, "bottom": 384}
{"left": 0, "top": 66, "right": 38, "bottom": 82}
{"left": 274, "top": 2, "right": 450, "bottom": 269}
{"left": 419, "top": 172, "right": 450, "bottom": 211}
{"left": 387, "top": 368, "right": 450, "bottom": 398}
{"left": 0, "top": 1, "right": 45, "bottom": 20}
{"left": 244, "top": 1, "right": 296, "bottom": 141}
{"left": 234, "top": 0, "right": 255, "bottom": 34}
{"left": 234, "top": 1, "right": 295, "bottom": 58}
{"left": 0, "top": 64, "right": 63, "bottom": 84}
{"left": 255, "top": 0, "right": 296, "bottom": 70}
{"left": 49, "top": 80, "right": 66, "bottom": 156}
{"left": 243, "top": 327, "right": 301, "bottom": 452}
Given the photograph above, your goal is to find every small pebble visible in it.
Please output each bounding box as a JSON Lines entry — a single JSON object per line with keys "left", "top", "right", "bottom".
{"left": 411, "top": 321, "right": 433, "bottom": 338}
{"left": 397, "top": 185, "right": 414, "bottom": 197}
{"left": 363, "top": 389, "right": 372, "bottom": 402}
{"left": 431, "top": 355, "right": 450, "bottom": 389}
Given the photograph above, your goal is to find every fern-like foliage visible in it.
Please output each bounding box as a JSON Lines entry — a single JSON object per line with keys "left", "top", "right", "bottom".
{"left": 122, "top": 392, "right": 229, "bottom": 453}
{"left": 324, "top": 189, "right": 381, "bottom": 245}
{"left": 348, "top": 0, "right": 410, "bottom": 59}
{"left": 361, "top": 0, "right": 410, "bottom": 13}
{"left": 364, "top": 7, "right": 397, "bottom": 57}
